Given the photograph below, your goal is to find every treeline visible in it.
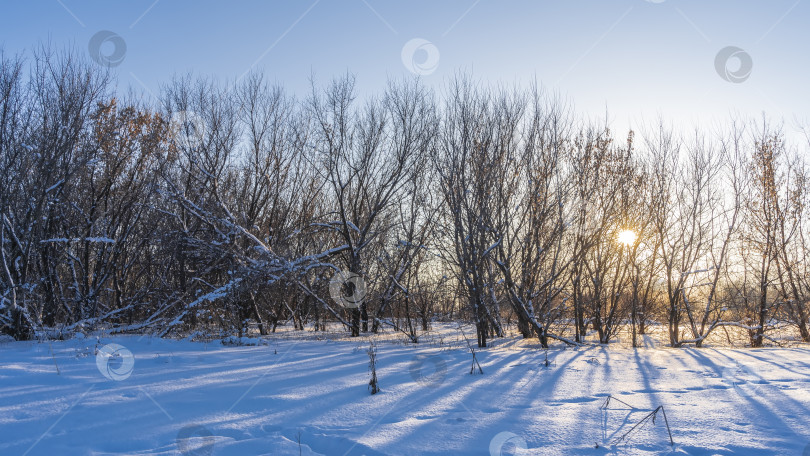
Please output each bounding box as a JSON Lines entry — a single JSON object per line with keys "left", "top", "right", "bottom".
{"left": 1, "top": 48, "right": 809, "bottom": 348}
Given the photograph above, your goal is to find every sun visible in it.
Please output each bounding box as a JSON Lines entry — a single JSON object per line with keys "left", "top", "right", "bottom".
{"left": 617, "top": 229, "right": 637, "bottom": 246}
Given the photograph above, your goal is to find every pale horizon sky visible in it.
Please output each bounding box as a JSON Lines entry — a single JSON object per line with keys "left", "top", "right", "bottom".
{"left": 1, "top": 0, "right": 808, "bottom": 143}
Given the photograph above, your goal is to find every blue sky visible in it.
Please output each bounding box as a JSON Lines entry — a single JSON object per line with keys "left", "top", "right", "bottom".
{"left": 1, "top": 1, "right": 808, "bottom": 139}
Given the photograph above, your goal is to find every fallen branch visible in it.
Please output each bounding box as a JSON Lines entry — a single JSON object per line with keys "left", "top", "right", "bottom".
{"left": 611, "top": 405, "right": 674, "bottom": 447}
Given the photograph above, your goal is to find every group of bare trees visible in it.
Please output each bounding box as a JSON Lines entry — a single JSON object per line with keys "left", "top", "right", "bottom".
{"left": 2, "top": 49, "right": 810, "bottom": 348}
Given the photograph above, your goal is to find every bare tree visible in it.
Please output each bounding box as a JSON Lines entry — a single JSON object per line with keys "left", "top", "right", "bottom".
{"left": 434, "top": 76, "right": 517, "bottom": 347}
{"left": 1, "top": 47, "right": 109, "bottom": 337}
{"left": 772, "top": 146, "right": 810, "bottom": 342}
{"left": 744, "top": 120, "right": 786, "bottom": 347}
{"left": 491, "top": 88, "right": 577, "bottom": 347}
{"left": 667, "top": 126, "right": 745, "bottom": 347}
{"left": 308, "top": 75, "right": 427, "bottom": 336}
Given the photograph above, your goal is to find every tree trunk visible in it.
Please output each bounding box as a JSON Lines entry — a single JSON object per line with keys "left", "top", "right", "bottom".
{"left": 475, "top": 297, "right": 488, "bottom": 348}
{"left": 517, "top": 315, "right": 533, "bottom": 339}
{"left": 753, "top": 283, "right": 767, "bottom": 347}
{"left": 351, "top": 308, "right": 361, "bottom": 337}
{"left": 251, "top": 295, "right": 267, "bottom": 336}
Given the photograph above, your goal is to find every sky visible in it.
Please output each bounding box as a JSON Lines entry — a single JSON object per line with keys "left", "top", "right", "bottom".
{"left": 1, "top": 0, "right": 808, "bottom": 141}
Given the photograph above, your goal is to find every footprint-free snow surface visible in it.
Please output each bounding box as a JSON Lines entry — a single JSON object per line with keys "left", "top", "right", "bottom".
{"left": 2, "top": 331, "right": 810, "bottom": 455}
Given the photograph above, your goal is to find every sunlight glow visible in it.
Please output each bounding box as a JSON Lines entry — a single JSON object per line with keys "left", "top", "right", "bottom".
{"left": 617, "top": 229, "right": 637, "bottom": 246}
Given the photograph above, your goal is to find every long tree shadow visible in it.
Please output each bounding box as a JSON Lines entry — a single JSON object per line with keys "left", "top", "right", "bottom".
{"left": 680, "top": 348, "right": 810, "bottom": 453}
{"left": 732, "top": 347, "right": 810, "bottom": 380}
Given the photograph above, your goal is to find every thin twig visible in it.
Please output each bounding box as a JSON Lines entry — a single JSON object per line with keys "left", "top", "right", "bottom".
{"left": 600, "top": 395, "right": 636, "bottom": 410}
{"left": 48, "top": 341, "right": 60, "bottom": 375}
{"left": 457, "top": 324, "right": 483, "bottom": 374}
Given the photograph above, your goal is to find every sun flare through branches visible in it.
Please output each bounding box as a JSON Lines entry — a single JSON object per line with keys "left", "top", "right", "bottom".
{"left": 617, "top": 229, "right": 638, "bottom": 246}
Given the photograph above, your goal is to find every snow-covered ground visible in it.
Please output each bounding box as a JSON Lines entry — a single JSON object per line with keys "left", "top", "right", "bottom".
{"left": 2, "top": 327, "right": 810, "bottom": 455}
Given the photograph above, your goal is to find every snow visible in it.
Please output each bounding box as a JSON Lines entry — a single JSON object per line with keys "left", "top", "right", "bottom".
{"left": 39, "top": 237, "right": 116, "bottom": 244}
{"left": 83, "top": 237, "right": 116, "bottom": 244}
{"left": 1, "top": 328, "right": 810, "bottom": 455}
{"left": 44, "top": 180, "right": 64, "bottom": 194}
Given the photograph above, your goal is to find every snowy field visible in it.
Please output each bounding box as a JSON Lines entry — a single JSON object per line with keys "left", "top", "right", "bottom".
{"left": 2, "top": 327, "right": 810, "bottom": 455}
